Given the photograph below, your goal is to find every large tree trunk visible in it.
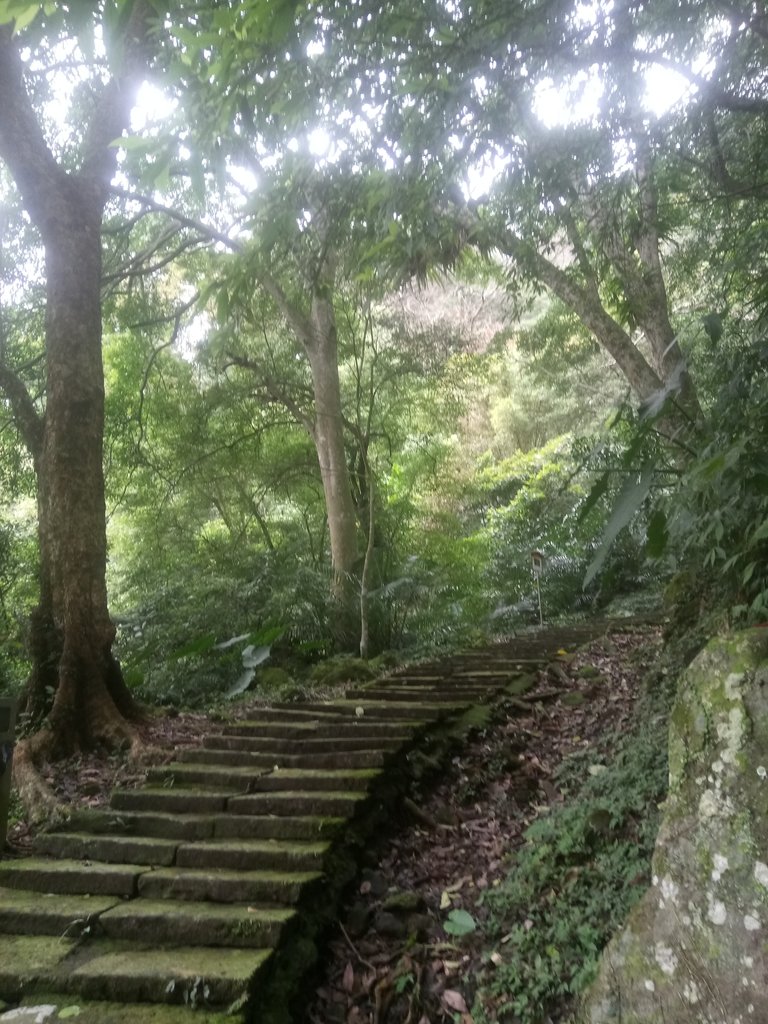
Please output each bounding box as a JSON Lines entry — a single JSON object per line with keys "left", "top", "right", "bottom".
{"left": 0, "top": 19, "right": 148, "bottom": 781}
{"left": 33, "top": 189, "right": 140, "bottom": 753}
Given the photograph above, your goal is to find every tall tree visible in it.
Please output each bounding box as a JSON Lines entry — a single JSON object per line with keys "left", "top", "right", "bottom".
{"left": 0, "top": 4, "right": 151, "bottom": 812}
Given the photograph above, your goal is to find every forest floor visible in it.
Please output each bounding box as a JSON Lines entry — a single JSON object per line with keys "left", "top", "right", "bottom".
{"left": 4, "top": 626, "right": 661, "bottom": 1024}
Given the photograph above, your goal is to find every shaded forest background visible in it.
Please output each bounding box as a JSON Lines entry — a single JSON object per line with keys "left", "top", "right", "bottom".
{"left": 0, "top": 0, "right": 766, "bottom": 717}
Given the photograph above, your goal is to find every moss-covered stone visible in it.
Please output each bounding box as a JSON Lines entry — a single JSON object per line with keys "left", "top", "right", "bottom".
{"left": 98, "top": 898, "right": 294, "bottom": 947}
{"left": 34, "top": 833, "right": 178, "bottom": 867}
{"left": 0, "top": 859, "right": 144, "bottom": 898}
{"left": 175, "top": 837, "right": 329, "bottom": 872}
{"left": 581, "top": 629, "right": 768, "bottom": 1023}
{"left": 3, "top": 998, "right": 237, "bottom": 1023}
{"left": 0, "top": 936, "right": 78, "bottom": 997}
{"left": 137, "top": 866, "right": 320, "bottom": 904}
{"left": 0, "top": 889, "right": 118, "bottom": 937}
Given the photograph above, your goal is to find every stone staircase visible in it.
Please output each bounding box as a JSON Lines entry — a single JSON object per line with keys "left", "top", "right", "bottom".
{"left": 0, "top": 626, "right": 616, "bottom": 1024}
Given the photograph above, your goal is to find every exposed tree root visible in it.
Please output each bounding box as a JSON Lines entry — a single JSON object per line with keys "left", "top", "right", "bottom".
{"left": 12, "top": 735, "right": 61, "bottom": 826}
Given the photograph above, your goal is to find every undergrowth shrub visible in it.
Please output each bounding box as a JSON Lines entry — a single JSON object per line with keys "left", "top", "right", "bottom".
{"left": 474, "top": 686, "right": 672, "bottom": 1024}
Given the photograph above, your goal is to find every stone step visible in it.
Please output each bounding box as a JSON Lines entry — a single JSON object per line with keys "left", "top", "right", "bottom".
{"left": 206, "top": 734, "right": 408, "bottom": 753}
{"left": 178, "top": 746, "right": 387, "bottom": 770}
{"left": 269, "top": 700, "right": 461, "bottom": 719}
{"left": 147, "top": 763, "right": 380, "bottom": 793}
{"left": 138, "top": 866, "right": 320, "bottom": 904}
{"left": 219, "top": 718, "right": 419, "bottom": 738}
{"left": 98, "top": 898, "right": 295, "bottom": 948}
{"left": 175, "top": 837, "right": 329, "bottom": 872}
{"left": 212, "top": 814, "right": 345, "bottom": 841}
{"left": 0, "top": 858, "right": 145, "bottom": 897}
{"left": 35, "top": 832, "right": 179, "bottom": 866}
{"left": 110, "top": 788, "right": 231, "bottom": 815}
{"left": 61, "top": 808, "right": 217, "bottom": 841}
{"left": 344, "top": 686, "right": 497, "bottom": 702}
{"left": 0, "top": 888, "right": 118, "bottom": 937}
{"left": 61, "top": 941, "right": 272, "bottom": 1006}
{"left": 227, "top": 789, "right": 368, "bottom": 818}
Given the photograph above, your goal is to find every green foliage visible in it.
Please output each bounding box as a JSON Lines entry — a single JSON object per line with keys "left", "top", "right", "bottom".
{"left": 475, "top": 696, "right": 671, "bottom": 1024}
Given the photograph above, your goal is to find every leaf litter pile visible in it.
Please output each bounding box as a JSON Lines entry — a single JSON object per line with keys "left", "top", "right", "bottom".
{"left": 305, "top": 627, "right": 661, "bottom": 1024}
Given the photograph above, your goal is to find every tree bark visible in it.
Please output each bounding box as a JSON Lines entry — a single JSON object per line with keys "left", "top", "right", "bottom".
{"left": 256, "top": 263, "right": 361, "bottom": 646}
{"left": 0, "top": 19, "right": 148, "bottom": 760}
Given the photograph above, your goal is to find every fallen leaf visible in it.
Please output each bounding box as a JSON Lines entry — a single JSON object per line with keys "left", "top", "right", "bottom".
{"left": 342, "top": 961, "right": 355, "bottom": 993}
{"left": 441, "top": 989, "right": 469, "bottom": 1014}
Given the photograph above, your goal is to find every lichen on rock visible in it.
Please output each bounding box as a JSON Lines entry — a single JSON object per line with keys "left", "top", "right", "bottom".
{"left": 580, "top": 629, "right": 768, "bottom": 1023}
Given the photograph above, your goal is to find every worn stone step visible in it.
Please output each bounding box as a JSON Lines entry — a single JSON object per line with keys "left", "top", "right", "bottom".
{"left": 207, "top": 734, "right": 407, "bottom": 754}
{"left": 344, "top": 686, "right": 496, "bottom": 702}
{"left": 3, "top": 998, "right": 239, "bottom": 1023}
{"left": 147, "top": 763, "right": 380, "bottom": 793}
{"left": 0, "top": 934, "right": 79, "bottom": 1000}
{"left": 0, "top": 888, "right": 118, "bottom": 936}
{"left": 0, "top": 858, "right": 144, "bottom": 897}
{"left": 35, "top": 832, "right": 179, "bottom": 866}
{"left": 110, "top": 788, "right": 231, "bottom": 815}
{"left": 98, "top": 898, "right": 295, "bottom": 948}
{"left": 146, "top": 763, "right": 267, "bottom": 789}
{"left": 60, "top": 808, "right": 216, "bottom": 841}
{"left": 252, "top": 768, "right": 380, "bottom": 793}
{"left": 138, "top": 866, "right": 319, "bottom": 904}
{"left": 270, "top": 700, "right": 461, "bottom": 720}
{"left": 227, "top": 789, "right": 368, "bottom": 819}
{"left": 59, "top": 941, "right": 272, "bottom": 1006}
{"left": 176, "top": 837, "right": 329, "bottom": 872}
{"left": 212, "top": 814, "right": 345, "bottom": 841}
{"left": 179, "top": 746, "right": 387, "bottom": 770}
{"left": 220, "top": 718, "right": 419, "bottom": 739}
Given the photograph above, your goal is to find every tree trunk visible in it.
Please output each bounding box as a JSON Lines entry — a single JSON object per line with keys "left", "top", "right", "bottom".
{"left": 305, "top": 289, "right": 360, "bottom": 645}
{"left": 33, "top": 192, "right": 140, "bottom": 753}
{"left": 0, "top": 21, "right": 148, "bottom": 763}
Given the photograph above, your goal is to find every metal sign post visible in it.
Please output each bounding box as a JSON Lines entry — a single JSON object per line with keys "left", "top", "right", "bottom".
{"left": 531, "top": 550, "right": 545, "bottom": 626}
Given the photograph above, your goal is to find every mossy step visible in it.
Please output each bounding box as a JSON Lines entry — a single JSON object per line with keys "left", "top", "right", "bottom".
{"left": 0, "top": 889, "right": 118, "bottom": 937}
{"left": 110, "top": 788, "right": 230, "bottom": 815}
{"left": 3, "top": 997, "right": 237, "bottom": 1023}
{"left": 35, "top": 833, "right": 179, "bottom": 867}
{"left": 250, "top": 767, "right": 381, "bottom": 793}
{"left": 271, "top": 700, "right": 461, "bottom": 720}
{"left": 344, "top": 686, "right": 497, "bottom": 702}
{"left": 59, "top": 809, "right": 216, "bottom": 841}
{"left": 0, "top": 859, "right": 145, "bottom": 897}
{"left": 56, "top": 941, "right": 272, "bottom": 1006}
{"left": 98, "top": 898, "right": 295, "bottom": 948}
{"left": 137, "top": 866, "right": 320, "bottom": 904}
{"left": 227, "top": 789, "right": 368, "bottom": 818}
{"left": 212, "top": 814, "right": 345, "bottom": 841}
{"left": 179, "top": 747, "right": 387, "bottom": 770}
{"left": 207, "top": 734, "right": 408, "bottom": 753}
{"left": 176, "top": 837, "right": 329, "bottom": 872}
{"left": 220, "top": 720, "right": 417, "bottom": 739}
{"left": 0, "top": 935, "right": 78, "bottom": 1000}
{"left": 146, "top": 763, "right": 268, "bottom": 789}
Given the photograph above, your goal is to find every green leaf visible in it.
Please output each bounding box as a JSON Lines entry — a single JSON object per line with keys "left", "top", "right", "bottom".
{"left": 58, "top": 1008, "right": 81, "bottom": 1019}
{"left": 170, "top": 632, "right": 217, "bottom": 660}
{"left": 241, "top": 644, "right": 271, "bottom": 669}
{"left": 577, "top": 470, "right": 610, "bottom": 525}
{"left": 646, "top": 509, "right": 668, "bottom": 558}
{"left": 702, "top": 312, "right": 723, "bottom": 343}
{"left": 225, "top": 667, "right": 256, "bottom": 698}
{"left": 584, "top": 465, "right": 655, "bottom": 588}
{"left": 443, "top": 908, "right": 477, "bottom": 937}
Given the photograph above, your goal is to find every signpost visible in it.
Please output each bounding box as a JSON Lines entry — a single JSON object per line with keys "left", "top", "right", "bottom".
{"left": 0, "top": 697, "right": 18, "bottom": 858}
{"left": 531, "top": 550, "right": 545, "bottom": 626}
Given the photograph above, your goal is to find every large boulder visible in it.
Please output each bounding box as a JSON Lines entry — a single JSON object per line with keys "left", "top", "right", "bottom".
{"left": 581, "top": 629, "right": 768, "bottom": 1023}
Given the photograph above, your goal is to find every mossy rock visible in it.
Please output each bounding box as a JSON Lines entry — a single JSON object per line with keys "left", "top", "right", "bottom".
{"left": 581, "top": 629, "right": 768, "bottom": 1023}
{"left": 258, "top": 667, "right": 295, "bottom": 690}
{"left": 310, "top": 657, "right": 378, "bottom": 687}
